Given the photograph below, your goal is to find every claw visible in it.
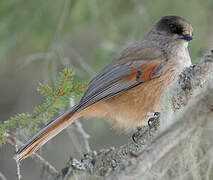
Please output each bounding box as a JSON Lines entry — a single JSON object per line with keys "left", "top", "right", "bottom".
{"left": 148, "top": 112, "right": 160, "bottom": 128}
{"left": 132, "top": 127, "right": 142, "bottom": 143}
{"left": 154, "top": 112, "right": 160, "bottom": 117}
{"left": 148, "top": 117, "right": 155, "bottom": 127}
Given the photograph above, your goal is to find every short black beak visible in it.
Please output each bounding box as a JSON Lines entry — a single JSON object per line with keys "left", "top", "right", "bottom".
{"left": 178, "top": 34, "right": 193, "bottom": 41}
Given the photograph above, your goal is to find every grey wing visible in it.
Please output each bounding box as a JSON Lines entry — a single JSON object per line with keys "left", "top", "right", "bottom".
{"left": 74, "top": 60, "right": 147, "bottom": 112}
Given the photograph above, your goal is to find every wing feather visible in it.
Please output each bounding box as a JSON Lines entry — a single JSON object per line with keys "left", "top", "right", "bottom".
{"left": 75, "top": 59, "right": 163, "bottom": 112}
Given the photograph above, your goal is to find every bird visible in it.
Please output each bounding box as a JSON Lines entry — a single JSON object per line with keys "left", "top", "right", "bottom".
{"left": 15, "top": 16, "right": 193, "bottom": 161}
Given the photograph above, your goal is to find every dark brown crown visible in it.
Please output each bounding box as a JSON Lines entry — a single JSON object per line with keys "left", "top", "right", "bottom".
{"left": 156, "top": 16, "right": 193, "bottom": 37}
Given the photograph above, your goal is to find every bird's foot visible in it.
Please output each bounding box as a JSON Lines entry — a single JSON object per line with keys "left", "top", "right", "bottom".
{"left": 148, "top": 112, "right": 160, "bottom": 130}
{"left": 132, "top": 127, "right": 142, "bottom": 143}
{"left": 148, "top": 112, "right": 160, "bottom": 127}
{"left": 132, "top": 112, "right": 160, "bottom": 143}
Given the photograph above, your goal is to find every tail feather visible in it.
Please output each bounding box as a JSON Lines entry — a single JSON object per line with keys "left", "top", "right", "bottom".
{"left": 14, "top": 108, "right": 81, "bottom": 162}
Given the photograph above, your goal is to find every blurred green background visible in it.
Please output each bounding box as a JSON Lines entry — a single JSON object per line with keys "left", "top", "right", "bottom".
{"left": 0, "top": 0, "right": 213, "bottom": 179}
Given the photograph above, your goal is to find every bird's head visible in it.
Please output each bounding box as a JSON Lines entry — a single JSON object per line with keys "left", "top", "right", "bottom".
{"left": 154, "top": 16, "right": 193, "bottom": 43}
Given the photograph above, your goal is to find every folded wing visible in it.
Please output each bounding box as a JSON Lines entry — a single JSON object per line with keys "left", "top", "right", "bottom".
{"left": 76, "top": 59, "right": 163, "bottom": 113}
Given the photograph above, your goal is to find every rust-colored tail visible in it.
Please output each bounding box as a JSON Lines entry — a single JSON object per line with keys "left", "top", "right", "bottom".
{"left": 14, "top": 108, "right": 81, "bottom": 162}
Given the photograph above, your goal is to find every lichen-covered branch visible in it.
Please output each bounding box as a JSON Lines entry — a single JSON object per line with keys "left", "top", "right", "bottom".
{"left": 113, "top": 78, "right": 213, "bottom": 180}
{"left": 56, "top": 51, "right": 213, "bottom": 180}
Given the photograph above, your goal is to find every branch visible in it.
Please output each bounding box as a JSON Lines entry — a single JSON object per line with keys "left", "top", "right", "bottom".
{"left": 54, "top": 0, "right": 72, "bottom": 43}
{"left": 72, "top": 121, "right": 91, "bottom": 152}
{"left": 16, "top": 160, "right": 21, "bottom": 180}
{"left": 116, "top": 83, "right": 213, "bottom": 180}
{"left": 4, "top": 133, "right": 58, "bottom": 176}
{"left": 55, "top": 50, "right": 213, "bottom": 180}
{"left": 0, "top": 171, "right": 7, "bottom": 180}
{"left": 69, "top": 98, "right": 91, "bottom": 153}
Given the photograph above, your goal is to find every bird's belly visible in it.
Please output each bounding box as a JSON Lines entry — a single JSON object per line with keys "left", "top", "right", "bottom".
{"left": 105, "top": 70, "right": 176, "bottom": 131}
{"left": 104, "top": 81, "right": 165, "bottom": 131}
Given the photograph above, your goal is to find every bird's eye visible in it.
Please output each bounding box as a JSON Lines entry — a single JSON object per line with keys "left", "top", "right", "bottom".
{"left": 169, "top": 24, "right": 182, "bottom": 34}
{"left": 169, "top": 24, "right": 177, "bottom": 33}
